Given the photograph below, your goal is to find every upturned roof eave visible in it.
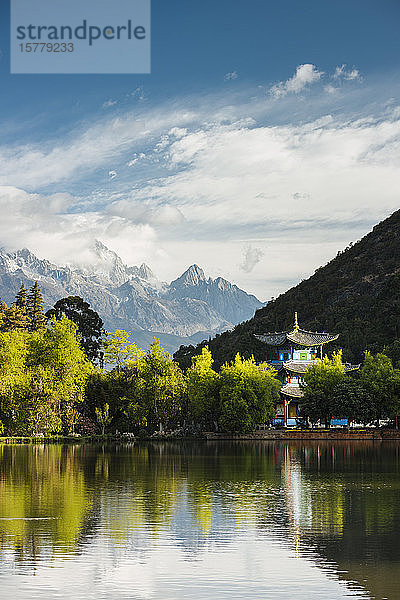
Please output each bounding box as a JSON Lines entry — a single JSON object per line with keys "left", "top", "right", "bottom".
{"left": 286, "top": 331, "right": 339, "bottom": 346}
{"left": 255, "top": 328, "right": 339, "bottom": 347}
{"left": 283, "top": 360, "right": 312, "bottom": 374}
{"left": 254, "top": 333, "right": 289, "bottom": 346}
{"left": 280, "top": 384, "right": 305, "bottom": 399}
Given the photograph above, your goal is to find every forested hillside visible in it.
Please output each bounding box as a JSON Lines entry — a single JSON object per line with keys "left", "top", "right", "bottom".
{"left": 175, "top": 209, "right": 400, "bottom": 369}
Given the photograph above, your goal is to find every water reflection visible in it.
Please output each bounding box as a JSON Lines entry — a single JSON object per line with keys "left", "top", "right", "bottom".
{"left": 0, "top": 441, "right": 398, "bottom": 598}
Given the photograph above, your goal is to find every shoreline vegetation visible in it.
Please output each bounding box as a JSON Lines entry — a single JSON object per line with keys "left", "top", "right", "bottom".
{"left": 1, "top": 284, "right": 400, "bottom": 438}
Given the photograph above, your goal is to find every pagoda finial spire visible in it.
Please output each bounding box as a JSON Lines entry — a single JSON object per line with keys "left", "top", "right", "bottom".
{"left": 294, "top": 311, "right": 299, "bottom": 331}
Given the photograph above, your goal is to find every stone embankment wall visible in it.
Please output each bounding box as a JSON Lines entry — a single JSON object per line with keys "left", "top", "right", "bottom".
{"left": 204, "top": 429, "right": 400, "bottom": 441}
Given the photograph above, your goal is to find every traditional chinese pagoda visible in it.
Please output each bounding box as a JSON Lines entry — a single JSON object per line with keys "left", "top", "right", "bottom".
{"left": 254, "top": 313, "right": 358, "bottom": 426}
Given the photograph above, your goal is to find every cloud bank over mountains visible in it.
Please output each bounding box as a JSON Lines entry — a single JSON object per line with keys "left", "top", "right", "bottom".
{"left": 1, "top": 64, "right": 399, "bottom": 300}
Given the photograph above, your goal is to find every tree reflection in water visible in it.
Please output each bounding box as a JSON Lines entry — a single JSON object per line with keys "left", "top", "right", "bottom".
{"left": 0, "top": 441, "right": 398, "bottom": 598}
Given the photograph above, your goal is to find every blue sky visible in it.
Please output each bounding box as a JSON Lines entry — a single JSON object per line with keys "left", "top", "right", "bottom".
{"left": 1, "top": 0, "right": 400, "bottom": 300}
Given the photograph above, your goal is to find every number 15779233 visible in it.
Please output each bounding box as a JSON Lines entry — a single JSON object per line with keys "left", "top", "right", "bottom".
{"left": 19, "top": 42, "right": 75, "bottom": 52}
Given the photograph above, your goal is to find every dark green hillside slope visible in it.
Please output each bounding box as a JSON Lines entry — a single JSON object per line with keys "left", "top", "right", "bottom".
{"left": 174, "top": 209, "right": 400, "bottom": 369}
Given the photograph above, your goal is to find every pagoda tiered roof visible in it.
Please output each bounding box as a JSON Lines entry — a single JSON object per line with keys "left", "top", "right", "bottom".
{"left": 255, "top": 329, "right": 339, "bottom": 347}
{"left": 254, "top": 312, "right": 339, "bottom": 347}
{"left": 283, "top": 360, "right": 361, "bottom": 374}
{"left": 283, "top": 360, "right": 310, "bottom": 374}
{"left": 280, "top": 384, "right": 304, "bottom": 398}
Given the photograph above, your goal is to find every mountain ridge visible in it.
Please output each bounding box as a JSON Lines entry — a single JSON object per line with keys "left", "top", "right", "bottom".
{"left": 0, "top": 242, "right": 263, "bottom": 353}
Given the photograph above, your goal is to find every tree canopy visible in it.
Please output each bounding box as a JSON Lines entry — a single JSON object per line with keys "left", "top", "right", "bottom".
{"left": 1, "top": 280, "right": 399, "bottom": 436}
{"left": 1, "top": 282, "right": 46, "bottom": 333}
{"left": 46, "top": 296, "right": 104, "bottom": 365}
{"left": 218, "top": 354, "right": 280, "bottom": 433}
{"left": 187, "top": 346, "right": 220, "bottom": 430}
{"left": 300, "top": 351, "right": 346, "bottom": 427}
{"left": 0, "top": 317, "right": 93, "bottom": 435}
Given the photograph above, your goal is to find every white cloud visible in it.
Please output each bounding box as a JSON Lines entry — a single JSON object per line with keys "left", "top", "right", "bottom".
{"left": 125, "top": 107, "right": 400, "bottom": 296}
{"left": 135, "top": 111, "right": 400, "bottom": 227}
{"left": 333, "top": 64, "right": 346, "bottom": 79}
{"left": 107, "top": 197, "right": 185, "bottom": 227}
{"left": 0, "top": 186, "right": 158, "bottom": 269}
{"left": 0, "top": 107, "right": 197, "bottom": 189}
{"left": 346, "top": 69, "right": 361, "bottom": 81}
{"left": 155, "top": 135, "right": 170, "bottom": 152}
{"left": 168, "top": 127, "right": 187, "bottom": 138}
{"left": 0, "top": 74, "right": 365, "bottom": 193}
{"left": 224, "top": 71, "right": 238, "bottom": 81}
{"left": 324, "top": 84, "right": 338, "bottom": 95}
{"left": 129, "top": 86, "right": 145, "bottom": 101}
{"left": 240, "top": 245, "right": 264, "bottom": 273}
{"left": 127, "top": 152, "right": 146, "bottom": 167}
{"left": 108, "top": 170, "right": 117, "bottom": 180}
{"left": 270, "top": 64, "right": 323, "bottom": 98}
{"left": 334, "top": 64, "right": 362, "bottom": 81}
{"left": 102, "top": 99, "right": 117, "bottom": 109}
{"left": 0, "top": 77, "right": 399, "bottom": 299}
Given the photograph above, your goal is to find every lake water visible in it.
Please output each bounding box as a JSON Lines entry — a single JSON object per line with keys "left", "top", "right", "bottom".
{"left": 0, "top": 441, "right": 399, "bottom": 599}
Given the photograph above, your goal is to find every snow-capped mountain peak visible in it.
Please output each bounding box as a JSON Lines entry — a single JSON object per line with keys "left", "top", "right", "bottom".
{"left": 138, "top": 263, "right": 154, "bottom": 280}
{"left": 0, "top": 244, "right": 264, "bottom": 353}
{"left": 171, "top": 264, "right": 208, "bottom": 288}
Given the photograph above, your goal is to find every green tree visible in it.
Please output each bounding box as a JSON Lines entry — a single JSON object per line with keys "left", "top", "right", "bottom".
{"left": 218, "top": 354, "right": 280, "bottom": 433}
{"left": 83, "top": 352, "right": 144, "bottom": 435}
{"left": 137, "top": 339, "right": 186, "bottom": 432}
{"left": 0, "top": 329, "right": 29, "bottom": 430}
{"left": 360, "top": 352, "right": 400, "bottom": 423}
{"left": 383, "top": 340, "right": 400, "bottom": 368}
{"left": 13, "top": 283, "right": 29, "bottom": 330}
{"left": 84, "top": 371, "right": 124, "bottom": 432}
{"left": 15, "top": 283, "right": 28, "bottom": 311}
{"left": 27, "top": 281, "right": 46, "bottom": 331}
{"left": 32, "top": 317, "right": 93, "bottom": 432}
{"left": 46, "top": 296, "right": 104, "bottom": 365}
{"left": 187, "top": 346, "right": 220, "bottom": 430}
{"left": 17, "top": 370, "right": 64, "bottom": 435}
{"left": 0, "top": 286, "right": 30, "bottom": 332}
{"left": 0, "top": 317, "right": 93, "bottom": 435}
{"left": 63, "top": 405, "right": 81, "bottom": 435}
{"left": 84, "top": 341, "right": 145, "bottom": 434}
{"left": 330, "top": 377, "right": 375, "bottom": 425}
{"left": 103, "top": 330, "right": 132, "bottom": 371}
{"left": 300, "top": 351, "right": 346, "bottom": 427}
{"left": 1, "top": 303, "right": 29, "bottom": 331}
{"left": 123, "top": 399, "right": 148, "bottom": 430}
{"left": 95, "top": 403, "right": 112, "bottom": 435}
